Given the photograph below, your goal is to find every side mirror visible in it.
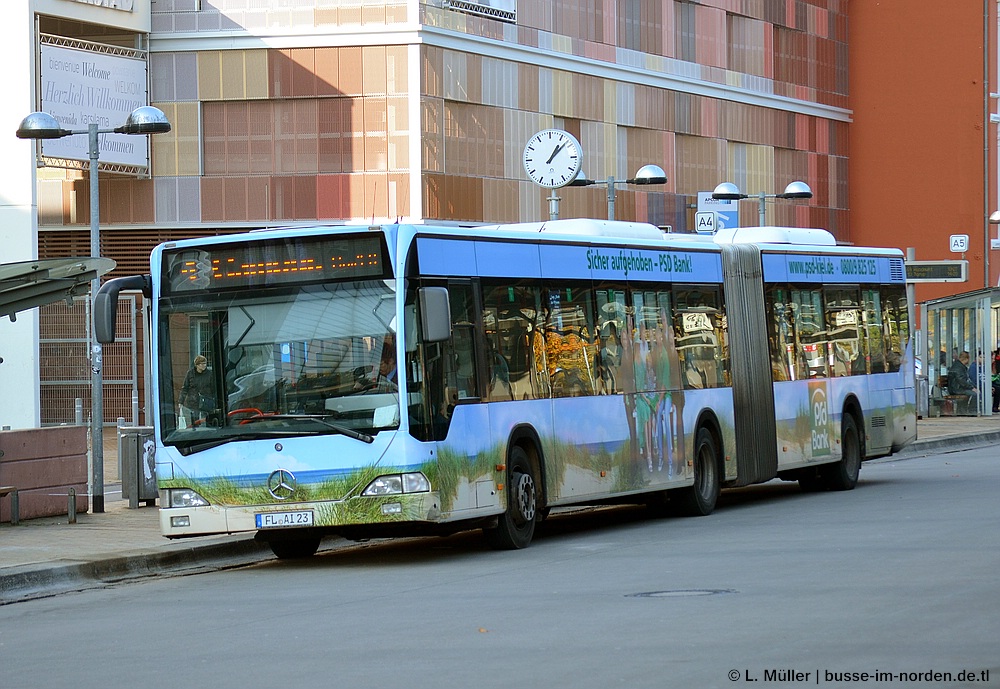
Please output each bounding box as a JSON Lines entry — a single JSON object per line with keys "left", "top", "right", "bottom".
{"left": 419, "top": 286, "right": 451, "bottom": 343}
{"left": 94, "top": 275, "right": 151, "bottom": 343}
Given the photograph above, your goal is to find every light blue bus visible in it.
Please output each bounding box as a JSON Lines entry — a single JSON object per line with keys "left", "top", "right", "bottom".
{"left": 96, "top": 219, "right": 915, "bottom": 558}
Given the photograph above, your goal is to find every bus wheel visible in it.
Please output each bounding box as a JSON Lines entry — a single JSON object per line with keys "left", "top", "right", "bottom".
{"left": 674, "top": 427, "right": 720, "bottom": 516}
{"left": 484, "top": 446, "right": 538, "bottom": 549}
{"left": 268, "top": 536, "right": 321, "bottom": 559}
{"left": 825, "top": 413, "right": 862, "bottom": 491}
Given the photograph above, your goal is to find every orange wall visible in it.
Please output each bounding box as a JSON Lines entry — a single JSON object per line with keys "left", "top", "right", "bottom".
{"left": 849, "top": 0, "right": 998, "bottom": 301}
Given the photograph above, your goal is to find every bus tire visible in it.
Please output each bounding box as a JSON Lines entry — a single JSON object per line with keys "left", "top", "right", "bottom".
{"left": 268, "top": 536, "right": 321, "bottom": 559}
{"left": 825, "top": 413, "right": 862, "bottom": 491}
{"left": 483, "top": 445, "right": 538, "bottom": 549}
{"left": 674, "top": 427, "right": 720, "bottom": 517}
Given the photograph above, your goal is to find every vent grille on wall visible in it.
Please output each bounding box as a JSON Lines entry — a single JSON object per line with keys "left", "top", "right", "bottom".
{"left": 444, "top": 0, "right": 516, "bottom": 23}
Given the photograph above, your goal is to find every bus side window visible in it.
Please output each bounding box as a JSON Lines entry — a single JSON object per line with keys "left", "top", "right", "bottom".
{"left": 448, "top": 283, "right": 480, "bottom": 400}
{"left": 883, "top": 286, "right": 907, "bottom": 373}
{"left": 793, "top": 288, "right": 828, "bottom": 379}
{"left": 631, "top": 290, "right": 659, "bottom": 394}
{"left": 767, "top": 287, "right": 793, "bottom": 382}
{"left": 862, "top": 288, "right": 886, "bottom": 374}
{"left": 825, "top": 287, "right": 861, "bottom": 377}
{"left": 673, "top": 286, "right": 723, "bottom": 389}
{"left": 482, "top": 281, "right": 547, "bottom": 400}
{"left": 595, "top": 286, "right": 627, "bottom": 395}
{"left": 546, "top": 284, "right": 595, "bottom": 398}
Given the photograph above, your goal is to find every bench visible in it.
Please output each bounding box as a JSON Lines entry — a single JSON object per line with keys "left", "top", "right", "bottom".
{"left": 0, "top": 485, "right": 19, "bottom": 526}
{"left": 942, "top": 395, "right": 972, "bottom": 415}
{"left": 931, "top": 375, "right": 974, "bottom": 416}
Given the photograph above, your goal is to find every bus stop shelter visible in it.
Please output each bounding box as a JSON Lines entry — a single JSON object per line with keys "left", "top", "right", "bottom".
{"left": 920, "top": 288, "right": 1000, "bottom": 417}
{"left": 0, "top": 257, "right": 114, "bottom": 322}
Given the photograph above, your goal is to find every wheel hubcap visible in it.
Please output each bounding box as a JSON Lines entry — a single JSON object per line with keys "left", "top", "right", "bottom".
{"left": 514, "top": 472, "right": 536, "bottom": 523}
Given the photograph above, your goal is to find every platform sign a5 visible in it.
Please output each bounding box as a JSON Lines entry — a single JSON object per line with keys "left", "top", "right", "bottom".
{"left": 949, "top": 234, "right": 969, "bottom": 252}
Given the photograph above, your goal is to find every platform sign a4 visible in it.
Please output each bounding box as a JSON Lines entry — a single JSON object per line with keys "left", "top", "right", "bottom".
{"left": 697, "top": 192, "right": 738, "bottom": 233}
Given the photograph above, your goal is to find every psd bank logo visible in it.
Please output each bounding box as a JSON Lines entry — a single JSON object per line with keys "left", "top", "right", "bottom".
{"left": 808, "top": 381, "right": 831, "bottom": 457}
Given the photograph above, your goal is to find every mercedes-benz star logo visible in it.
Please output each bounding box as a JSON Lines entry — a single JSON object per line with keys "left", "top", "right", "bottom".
{"left": 267, "top": 469, "right": 297, "bottom": 500}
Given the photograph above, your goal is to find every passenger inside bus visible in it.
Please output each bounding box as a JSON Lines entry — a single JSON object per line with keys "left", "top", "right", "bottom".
{"left": 597, "top": 322, "right": 623, "bottom": 394}
{"left": 487, "top": 337, "right": 513, "bottom": 400}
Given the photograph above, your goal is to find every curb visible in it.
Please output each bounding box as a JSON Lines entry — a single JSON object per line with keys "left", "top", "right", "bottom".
{"left": 892, "top": 430, "right": 1000, "bottom": 459}
{"left": 0, "top": 537, "right": 272, "bottom": 605}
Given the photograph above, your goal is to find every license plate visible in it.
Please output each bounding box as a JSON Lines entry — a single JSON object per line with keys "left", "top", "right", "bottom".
{"left": 255, "top": 510, "right": 314, "bottom": 528}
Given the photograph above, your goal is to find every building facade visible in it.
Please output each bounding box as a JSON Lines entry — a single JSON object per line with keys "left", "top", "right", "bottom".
{"left": 849, "top": 0, "right": 999, "bottom": 302}
{"left": 33, "top": 0, "right": 853, "bottom": 274}
{"left": 6, "top": 0, "right": 993, "bottom": 428}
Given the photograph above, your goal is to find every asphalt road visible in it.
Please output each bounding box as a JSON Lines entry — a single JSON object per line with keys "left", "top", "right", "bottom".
{"left": 1, "top": 448, "right": 997, "bottom": 689}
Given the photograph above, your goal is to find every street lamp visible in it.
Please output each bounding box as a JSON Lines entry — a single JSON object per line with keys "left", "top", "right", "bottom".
{"left": 711, "top": 180, "right": 813, "bottom": 227}
{"left": 16, "top": 106, "right": 171, "bottom": 513}
{"left": 570, "top": 164, "right": 668, "bottom": 220}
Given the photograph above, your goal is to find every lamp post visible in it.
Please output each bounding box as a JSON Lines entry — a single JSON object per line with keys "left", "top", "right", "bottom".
{"left": 570, "top": 164, "right": 668, "bottom": 220}
{"left": 710, "top": 181, "right": 813, "bottom": 227}
{"left": 16, "top": 106, "right": 171, "bottom": 513}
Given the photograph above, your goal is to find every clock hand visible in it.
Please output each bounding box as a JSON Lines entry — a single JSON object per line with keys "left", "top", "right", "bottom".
{"left": 545, "top": 142, "right": 566, "bottom": 164}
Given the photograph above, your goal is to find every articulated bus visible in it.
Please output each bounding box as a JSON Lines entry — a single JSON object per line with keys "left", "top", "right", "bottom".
{"left": 96, "top": 219, "right": 915, "bottom": 558}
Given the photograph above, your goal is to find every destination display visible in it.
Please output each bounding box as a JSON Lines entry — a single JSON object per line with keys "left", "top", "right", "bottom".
{"left": 904, "top": 260, "right": 968, "bottom": 283}
{"left": 163, "top": 234, "right": 387, "bottom": 293}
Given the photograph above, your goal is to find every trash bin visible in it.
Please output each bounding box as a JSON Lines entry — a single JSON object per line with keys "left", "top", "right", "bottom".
{"left": 118, "top": 426, "right": 156, "bottom": 508}
{"left": 916, "top": 375, "right": 928, "bottom": 418}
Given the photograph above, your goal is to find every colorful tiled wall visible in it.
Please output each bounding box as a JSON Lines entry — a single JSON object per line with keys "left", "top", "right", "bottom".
{"left": 39, "top": 0, "right": 850, "bottom": 239}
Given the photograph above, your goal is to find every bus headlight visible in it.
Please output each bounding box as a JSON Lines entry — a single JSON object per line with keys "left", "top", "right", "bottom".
{"left": 167, "top": 488, "right": 210, "bottom": 508}
{"left": 362, "top": 472, "right": 430, "bottom": 496}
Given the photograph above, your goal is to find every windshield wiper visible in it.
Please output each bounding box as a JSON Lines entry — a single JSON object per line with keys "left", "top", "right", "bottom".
{"left": 173, "top": 430, "right": 312, "bottom": 456}
{"left": 175, "top": 437, "right": 237, "bottom": 456}
{"left": 236, "top": 414, "right": 375, "bottom": 444}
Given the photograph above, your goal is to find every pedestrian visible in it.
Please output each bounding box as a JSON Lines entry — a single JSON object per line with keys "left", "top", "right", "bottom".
{"left": 992, "top": 351, "right": 1000, "bottom": 413}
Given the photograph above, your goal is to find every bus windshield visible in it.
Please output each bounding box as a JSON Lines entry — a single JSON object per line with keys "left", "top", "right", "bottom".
{"left": 159, "top": 279, "right": 400, "bottom": 449}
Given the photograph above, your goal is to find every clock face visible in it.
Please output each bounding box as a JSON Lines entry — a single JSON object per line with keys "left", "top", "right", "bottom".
{"left": 523, "top": 129, "right": 583, "bottom": 189}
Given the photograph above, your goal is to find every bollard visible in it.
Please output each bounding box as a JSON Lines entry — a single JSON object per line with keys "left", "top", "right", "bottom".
{"left": 132, "top": 388, "right": 140, "bottom": 426}
{"left": 118, "top": 417, "right": 126, "bottom": 479}
{"left": 75, "top": 398, "right": 83, "bottom": 426}
{"left": 10, "top": 489, "right": 19, "bottom": 526}
{"left": 68, "top": 487, "right": 76, "bottom": 524}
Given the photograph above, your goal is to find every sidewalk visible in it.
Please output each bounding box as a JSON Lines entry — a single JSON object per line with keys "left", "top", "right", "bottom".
{"left": 3, "top": 416, "right": 999, "bottom": 604}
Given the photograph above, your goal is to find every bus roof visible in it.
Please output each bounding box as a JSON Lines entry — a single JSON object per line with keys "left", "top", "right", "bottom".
{"left": 491, "top": 219, "right": 668, "bottom": 240}
{"left": 713, "top": 226, "right": 837, "bottom": 246}
{"left": 154, "top": 221, "right": 899, "bottom": 258}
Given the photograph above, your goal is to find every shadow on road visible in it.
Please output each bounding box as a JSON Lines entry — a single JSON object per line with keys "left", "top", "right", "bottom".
{"left": 259, "top": 477, "right": 865, "bottom": 569}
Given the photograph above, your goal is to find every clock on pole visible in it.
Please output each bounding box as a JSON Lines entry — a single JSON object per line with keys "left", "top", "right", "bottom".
{"left": 523, "top": 129, "right": 583, "bottom": 220}
{"left": 523, "top": 129, "right": 582, "bottom": 188}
